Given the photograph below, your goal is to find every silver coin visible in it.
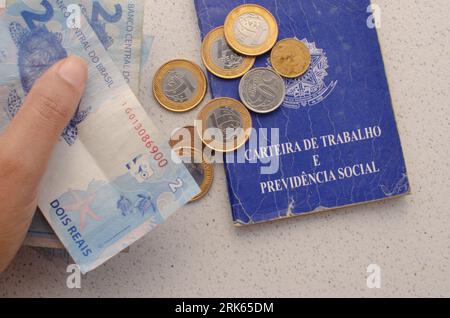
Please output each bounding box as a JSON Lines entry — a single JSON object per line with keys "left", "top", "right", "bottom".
{"left": 162, "top": 68, "right": 197, "bottom": 103}
{"left": 239, "top": 67, "right": 286, "bottom": 114}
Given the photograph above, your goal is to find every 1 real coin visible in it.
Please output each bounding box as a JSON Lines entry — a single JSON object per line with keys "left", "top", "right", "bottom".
{"left": 197, "top": 98, "right": 252, "bottom": 153}
{"left": 239, "top": 67, "right": 286, "bottom": 114}
{"left": 270, "top": 38, "right": 311, "bottom": 78}
{"left": 201, "top": 26, "right": 255, "bottom": 79}
{"left": 224, "top": 4, "right": 279, "bottom": 56}
{"left": 178, "top": 148, "right": 214, "bottom": 203}
{"left": 153, "top": 59, "right": 207, "bottom": 112}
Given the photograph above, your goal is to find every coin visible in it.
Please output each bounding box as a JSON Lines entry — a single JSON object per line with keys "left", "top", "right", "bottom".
{"left": 153, "top": 59, "right": 207, "bottom": 112}
{"left": 178, "top": 148, "right": 214, "bottom": 203}
{"left": 224, "top": 4, "right": 279, "bottom": 56}
{"left": 239, "top": 67, "right": 286, "bottom": 114}
{"left": 270, "top": 38, "right": 311, "bottom": 78}
{"left": 201, "top": 26, "right": 255, "bottom": 79}
{"left": 197, "top": 98, "right": 252, "bottom": 153}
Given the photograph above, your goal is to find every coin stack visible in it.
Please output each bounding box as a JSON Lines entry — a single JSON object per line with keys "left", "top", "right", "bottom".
{"left": 154, "top": 4, "right": 312, "bottom": 202}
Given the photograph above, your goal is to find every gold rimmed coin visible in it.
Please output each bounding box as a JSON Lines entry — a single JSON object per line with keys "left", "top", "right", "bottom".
{"left": 270, "top": 38, "right": 311, "bottom": 78}
{"left": 201, "top": 26, "right": 255, "bottom": 79}
{"left": 196, "top": 98, "right": 252, "bottom": 153}
{"left": 178, "top": 148, "right": 214, "bottom": 203}
{"left": 153, "top": 59, "right": 207, "bottom": 112}
{"left": 224, "top": 4, "right": 278, "bottom": 56}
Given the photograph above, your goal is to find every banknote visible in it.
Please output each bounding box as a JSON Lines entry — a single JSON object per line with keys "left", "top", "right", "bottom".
{"left": 3, "top": 1, "right": 147, "bottom": 252}
{"left": 0, "top": 0, "right": 200, "bottom": 273}
{"left": 21, "top": 9, "right": 150, "bottom": 251}
{"left": 24, "top": 35, "right": 155, "bottom": 251}
{"left": 6, "top": 0, "right": 144, "bottom": 95}
{"left": 23, "top": 38, "right": 155, "bottom": 253}
{"left": 12, "top": 0, "right": 145, "bottom": 249}
{"left": 77, "top": 0, "right": 144, "bottom": 95}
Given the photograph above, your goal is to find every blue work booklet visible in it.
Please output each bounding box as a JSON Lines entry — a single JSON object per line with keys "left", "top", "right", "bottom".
{"left": 195, "top": 0, "right": 410, "bottom": 225}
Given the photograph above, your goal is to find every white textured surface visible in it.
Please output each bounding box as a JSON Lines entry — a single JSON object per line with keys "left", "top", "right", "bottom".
{"left": 1, "top": 0, "right": 449, "bottom": 297}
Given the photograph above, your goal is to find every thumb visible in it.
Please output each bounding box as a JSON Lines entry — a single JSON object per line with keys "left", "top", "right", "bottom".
{"left": 4, "top": 55, "right": 87, "bottom": 182}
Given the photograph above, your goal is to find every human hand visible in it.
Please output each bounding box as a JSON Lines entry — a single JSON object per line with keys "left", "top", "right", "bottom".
{"left": 0, "top": 56, "right": 87, "bottom": 273}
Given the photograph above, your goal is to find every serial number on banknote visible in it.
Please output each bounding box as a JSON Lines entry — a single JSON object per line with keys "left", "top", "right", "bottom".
{"left": 124, "top": 105, "right": 168, "bottom": 168}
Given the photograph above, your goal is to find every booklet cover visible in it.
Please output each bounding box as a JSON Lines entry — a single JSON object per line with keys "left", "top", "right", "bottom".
{"left": 195, "top": 0, "right": 410, "bottom": 225}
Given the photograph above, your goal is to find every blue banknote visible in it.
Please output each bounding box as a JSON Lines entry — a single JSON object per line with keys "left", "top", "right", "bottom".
{"left": 10, "top": 0, "right": 145, "bottom": 248}
{"left": 6, "top": 0, "right": 144, "bottom": 95}
{"left": 77, "top": 0, "right": 143, "bottom": 94}
{"left": 0, "top": 0, "right": 199, "bottom": 273}
{"left": 23, "top": 6, "right": 154, "bottom": 248}
{"left": 25, "top": 35, "right": 154, "bottom": 251}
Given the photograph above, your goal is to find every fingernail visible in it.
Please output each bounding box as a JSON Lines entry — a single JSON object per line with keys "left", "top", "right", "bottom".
{"left": 57, "top": 56, "right": 87, "bottom": 90}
